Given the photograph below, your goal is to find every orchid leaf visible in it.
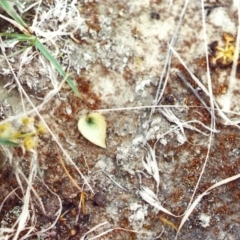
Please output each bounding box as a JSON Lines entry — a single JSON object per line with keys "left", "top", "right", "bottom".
{"left": 78, "top": 113, "right": 106, "bottom": 148}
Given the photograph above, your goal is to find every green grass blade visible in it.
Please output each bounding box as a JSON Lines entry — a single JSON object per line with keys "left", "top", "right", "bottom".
{"left": 34, "top": 39, "right": 81, "bottom": 97}
{"left": 0, "top": 33, "right": 34, "bottom": 41}
{"left": 0, "top": 0, "right": 28, "bottom": 28}
{"left": 0, "top": 34, "right": 80, "bottom": 97}
{"left": 0, "top": 138, "right": 18, "bottom": 147}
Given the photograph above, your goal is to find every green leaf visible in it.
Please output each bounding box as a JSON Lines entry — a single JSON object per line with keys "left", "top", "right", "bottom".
{"left": 0, "top": 33, "right": 81, "bottom": 97}
{"left": 34, "top": 39, "right": 81, "bottom": 97}
{"left": 0, "top": 138, "right": 18, "bottom": 147}
{"left": 0, "top": 33, "right": 35, "bottom": 57}
{"left": 0, "top": 33, "right": 34, "bottom": 41}
{"left": 78, "top": 113, "right": 107, "bottom": 148}
{"left": 0, "top": 0, "right": 28, "bottom": 28}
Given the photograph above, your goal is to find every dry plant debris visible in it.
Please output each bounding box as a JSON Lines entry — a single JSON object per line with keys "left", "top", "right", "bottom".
{"left": 0, "top": 0, "right": 240, "bottom": 240}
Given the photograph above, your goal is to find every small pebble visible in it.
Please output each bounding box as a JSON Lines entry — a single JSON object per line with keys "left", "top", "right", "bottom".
{"left": 151, "top": 12, "right": 160, "bottom": 20}
{"left": 93, "top": 192, "right": 107, "bottom": 207}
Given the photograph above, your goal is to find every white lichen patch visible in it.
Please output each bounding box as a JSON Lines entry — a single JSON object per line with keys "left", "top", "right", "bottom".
{"left": 208, "top": 7, "right": 235, "bottom": 34}
{"left": 217, "top": 82, "right": 240, "bottom": 121}
{"left": 199, "top": 213, "right": 211, "bottom": 228}
{"left": 129, "top": 204, "right": 148, "bottom": 230}
{"left": 90, "top": 69, "right": 134, "bottom": 106}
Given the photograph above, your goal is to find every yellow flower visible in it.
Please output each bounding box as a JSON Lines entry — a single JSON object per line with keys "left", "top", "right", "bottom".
{"left": 0, "top": 123, "right": 15, "bottom": 139}
{"left": 0, "top": 117, "right": 46, "bottom": 151}
{"left": 22, "top": 117, "right": 34, "bottom": 125}
{"left": 23, "top": 136, "right": 36, "bottom": 150}
{"left": 210, "top": 33, "right": 239, "bottom": 68}
{"left": 37, "top": 123, "right": 46, "bottom": 134}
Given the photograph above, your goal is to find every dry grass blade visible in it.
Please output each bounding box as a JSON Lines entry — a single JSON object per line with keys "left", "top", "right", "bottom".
{"left": 0, "top": 188, "right": 19, "bottom": 214}
{"left": 146, "top": 0, "right": 190, "bottom": 134}
{"left": 206, "top": 173, "right": 240, "bottom": 192}
{"left": 86, "top": 227, "right": 137, "bottom": 240}
{"left": 11, "top": 155, "right": 38, "bottom": 240}
{"left": 56, "top": 143, "right": 82, "bottom": 193}
{"left": 139, "top": 186, "right": 177, "bottom": 217}
{"left": 153, "top": 0, "right": 190, "bottom": 105}
{"left": 26, "top": 179, "right": 63, "bottom": 239}
{"left": 91, "top": 170, "right": 128, "bottom": 191}
{"left": 80, "top": 222, "right": 109, "bottom": 240}
{"left": 176, "top": 2, "right": 216, "bottom": 238}
{"left": 0, "top": 0, "right": 29, "bottom": 29}
{"left": 55, "top": 144, "right": 88, "bottom": 214}
{"left": 169, "top": 44, "right": 240, "bottom": 127}
{"left": 0, "top": 13, "right": 30, "bottom": 35}
{"left": 176, "top": 173, "right": 240, "bottom": 238}
{"left": 160, "top": 108, "right": 215, "bottom": 136}
{"left": 176, "top": 72, "right": 212, "bottom": 117}
{"left": 142, "top": 144, "right": 160, "bottom": 191}
{"left": 176, "top": 192, "right": 209, "bottom": 238}
{"left": 80, "top": 222, "right": 137, "bottom": 240}
{"left": 0, "top": 36, "right": 93, "bottom": 194}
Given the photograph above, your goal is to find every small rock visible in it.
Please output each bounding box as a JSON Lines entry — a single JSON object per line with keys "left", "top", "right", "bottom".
{"left": 93, "top": 192, "right": 107, "bottom": 207}
{"left": 151, "top": 12, "right": 160, "bottom": 20}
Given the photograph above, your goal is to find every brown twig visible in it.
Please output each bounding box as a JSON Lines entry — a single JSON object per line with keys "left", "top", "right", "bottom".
{"left": 55, "top": 143, "right": 86, "bottom": 214}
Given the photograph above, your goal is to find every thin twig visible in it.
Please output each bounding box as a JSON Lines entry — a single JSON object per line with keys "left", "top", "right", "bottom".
{"left": 55, "top": 143, "right": 82, "bottom": 193}
{"left": 176, "top": 72, "right": 212, "bottom": 117}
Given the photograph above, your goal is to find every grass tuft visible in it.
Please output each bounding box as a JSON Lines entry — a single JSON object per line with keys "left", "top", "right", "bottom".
{"left": 0, "top": 2, "right": 81, "bottom": 97}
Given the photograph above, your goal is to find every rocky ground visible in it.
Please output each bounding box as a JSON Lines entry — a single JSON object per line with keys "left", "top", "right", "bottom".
{"left": 0, "top": 0, "right": 240, "bottom": 239}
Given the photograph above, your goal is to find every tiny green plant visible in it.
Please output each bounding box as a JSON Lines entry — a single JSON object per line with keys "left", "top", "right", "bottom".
{"left": 0, "top": 0, "right": 29, "bottom": 31}
{"left": 78, "top": 112, "right": 107, "bottom": 148}
{"left": 0, "top": 137, "right": 18, "bottom": 147}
